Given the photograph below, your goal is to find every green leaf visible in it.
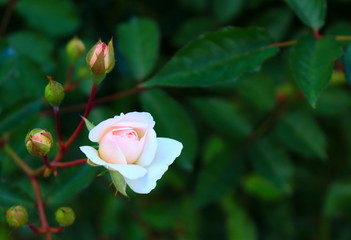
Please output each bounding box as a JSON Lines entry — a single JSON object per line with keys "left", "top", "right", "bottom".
{"left": 290, "top": 36, "right": 343, "bottom": 107}
{"left": 249, "top": 138, "right": 294, "bottom": 193}
{"left": 315, "top": 87, "right": 351, "bottom": 116}
{"left": 0, "top": 180, "right": 33, "bottom": 212}
{"left": 48, "top": 165, "right": 96, "bottom": 204}
{"left": 140, "top": 89, "right": 197, "bottom": 170}
{"left": 117, "top": 17, "right": 160, "bottom": 80}
{"left": 109, "top": 170, "right": 128, "bottom": 197}
{"left": 0, "top": 99, "right": 42, "bottom": 134}
{"left": 342, "top": 44, "right": 351, "bottom": 84}
{"left": 7, "top": 31, "right": 54, "bottom": 72}
{"left": 191, "top": 97, "right": 251, "bottom": 140}
{"left": 234, "top": 73, "right": 275, "bottom": 111}
{"left": 82, "top": 116, "right": 95, "bottom": 131}
{"left": 16, "top": 0, "right": 79, "bottom": 36}
{"left": 274, "top": 112, "right": 327, "bottom": 159}
{"left": 221, "top": 195, "right": 257, "bottom": 240}
{"left": 211, "top": 0, "right": 245, "bottom": 23}
{"left": 284, "top": 0, "right": 326, "bottom": 30}
{"left": 195, "top": 150, "right": 245, "bottom": 207}
{"left": 323, "top": 180, "right": 351, "bottom": 217}
{"left": 142, "top": 27, "right": 278, "bottom": 87}
{"left": 244, "top": 174, "right": 284, "bottom": 201}
{"left": 0, "top": 40, "right": 18, "bottom": 85}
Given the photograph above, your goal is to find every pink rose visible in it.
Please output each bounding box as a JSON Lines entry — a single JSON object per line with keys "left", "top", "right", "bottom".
{"left": 80, "top": 112, "right": 183, "bottom": 194}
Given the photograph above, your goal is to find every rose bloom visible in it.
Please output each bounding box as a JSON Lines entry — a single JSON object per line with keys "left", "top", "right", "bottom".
{"left": 80, "top": 112, "right": 183, "bottom": 194}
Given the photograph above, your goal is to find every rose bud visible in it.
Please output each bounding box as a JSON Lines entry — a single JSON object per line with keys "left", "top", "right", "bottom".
{"left": 5, "top": 205, "right": 28, "bottom": 227}
{"left": 86, "top": 39, "right": 115, "bottom": 77}
{"left": 66, "top": 36, "right": 85, "bottom": 63}
{"left": 44, "top": 76, "right": 65, "bottom": 107}
{"left": 25, "top": 128, "right": 53, "bottom": 157}
{"left": 80, "top": 112, "right": 183, "bottom": 194}
{"left": 55, "top": 207, "right": 75, "bottom": 227}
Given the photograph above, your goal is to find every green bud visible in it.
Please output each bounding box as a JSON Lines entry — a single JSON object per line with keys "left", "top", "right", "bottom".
{"left": 25, "top": 128, "right": 53, "bottom": 157}
{"left": 6, "top": 205, "right": 28, "bottom": 227}
{"left": 66, "top": 37, "right": 86, "bottom": 63}
{"left": 86, "top": 38, "right": 115, "bottom": 83}
{"left": 55, "top": 207, "right": 75, "bottom": 227}
{"left": 45, "top": 76, "right": 65, "bottom": 107}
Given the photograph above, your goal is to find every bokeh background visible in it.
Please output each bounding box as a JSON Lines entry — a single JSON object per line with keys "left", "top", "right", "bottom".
{"left": 2, "top": 0, "right": 351, "bottom": 239}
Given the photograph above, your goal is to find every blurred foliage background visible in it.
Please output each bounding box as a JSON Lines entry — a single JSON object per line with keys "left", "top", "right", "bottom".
{"left": 2, "top": 0, "right": 351, "bottom": 239}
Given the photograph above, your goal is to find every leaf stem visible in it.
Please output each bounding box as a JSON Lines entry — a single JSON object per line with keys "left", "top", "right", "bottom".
{"left": 3, "top": 144, "right": 34, "bottom": 176}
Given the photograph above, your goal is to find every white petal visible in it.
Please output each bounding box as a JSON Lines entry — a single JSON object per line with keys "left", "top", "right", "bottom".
{"left": 120, "top": 112, "right": 155, "bottom": 128}
{"left": 136, "top": 129, "right": 158, "bottom": 167}
{"left": 80, "top": 146, "right": 106, "bottom": 166}
{"left": 80, "top": 146, "right": 147, "bottom": 180}
{"left": 126, "top": 138, "right": 183, "bottom": 194}
{"left": 89, "top": 117, "right": 121, "bottom": 142}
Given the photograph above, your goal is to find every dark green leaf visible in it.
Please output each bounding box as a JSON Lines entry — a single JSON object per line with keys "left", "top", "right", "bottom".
{"left": 195, "top": 150, "right": 245, "bottom": 206}
{"left": 235, "top": 73, "right": 275, "bottom": 111}
{"left": 249, "top": 138, "right": 294, "bottom": 192}
{"left": 48, "top": 165, "right": 96, "bottom": 204}
{"left": 16, "top": 0, "right": 79, "bottom": 36}
{"left": 290, "top": 36, "right": 343, "bottom": 107}
{"left": 7, "top": 31, "right": 54, "bottom": 72}
{"left": 109, "top": 170, "right": 128, "bottom": 197}
{"left": 117, "top": 17, "right": 160, "bottom": 80}
{"left": 274, "top": 112, "right": 327, "bottom": 159}
{"left": 284, "top": 0, "right": 326, "bottom": 30}
{"left": 191, "top": 97, "right": 251, "bottom": 139}
{"left": 0, "top": 180, "right": 33, "bottom": 212}
{"left": 323, "top": 180, "right": 351, "bottom": 217}
{"left": 315, "top": 87, "right": 351, "bottom": 116}
{"left": 0, "top": 99, "right": 42, "bottom": 134}
{"left": 140, "top": 89, "right": 197, "bottom": 170}
{"left": 343, "top": 44, "right": 351, "bottom": 84}
{"left": 0, "top": 40, "right": 18, "bottom": 85}
{"left": 221, "top": 195, "right": 258, "bottom": 240}
{"left": 212, "top": 0, "right": 245, "bottom": 23}
{"left": 142, "top": 27, "right": 278, "bottom": 87}
{"left": 244, "top": 174, "right": 284, "bottom": 201}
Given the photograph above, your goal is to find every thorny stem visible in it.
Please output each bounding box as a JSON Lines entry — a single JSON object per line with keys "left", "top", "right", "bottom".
{"left": 0, "top": 0, "right": 16, "bottom": 38}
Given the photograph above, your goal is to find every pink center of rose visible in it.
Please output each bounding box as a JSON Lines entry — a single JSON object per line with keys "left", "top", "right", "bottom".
{"left": 98, "top": 127, "right": 145, "bottom": 165}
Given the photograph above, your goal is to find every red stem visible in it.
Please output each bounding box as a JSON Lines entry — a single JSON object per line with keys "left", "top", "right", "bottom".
{"left": 54, "top": 159, "right": 87, "bottom": 168}
{"left": 43, "top": 155, "right": 54, "bottom": 170}
{"left": 30, "top": 176, "right": 51, "bottom": 240}
{"left": 27, "top": 222, "right": 43, "bottom": 234}
{"left": 313, "top": 28, "right": 322, "bottom": 40}
{"left": 53, "top": 106, "right": 63, "bottom": 145}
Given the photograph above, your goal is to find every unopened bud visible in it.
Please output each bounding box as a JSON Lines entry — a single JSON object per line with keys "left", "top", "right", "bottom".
{"left": 66, "top": 37, "right": 86, "bottom": 63}
{"left": 55, "top": 207, "right": 75, "bottom": 227}
{"left": 45, "top": 76, "right": 65, "bottom": 107}
{"left": 25, "top": 128, "right": 53, "bottom": 157}
{"left": 86, "top": 39, "right": 115, "bottom": 83}
{"left": 5, "top": 205, "right": 28, "bottom": 227}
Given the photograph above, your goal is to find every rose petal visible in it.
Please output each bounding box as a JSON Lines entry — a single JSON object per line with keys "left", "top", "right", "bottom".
{"left": 125, "top": 138, "right": 183, "bottom": 194}
{"left": 120, "top": 112, "right": 155, "bottom": 128}
{"left": 80, "top": 146, "right": 147, "bottom": 179}
{"left": 89, "top": 117, "right": 121, "bottom": 142}
{"left": 136, "top": 129, "right": 157, "bottom": 167}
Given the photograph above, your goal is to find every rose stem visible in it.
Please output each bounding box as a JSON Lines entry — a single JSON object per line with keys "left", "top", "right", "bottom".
{"left": 3, "top": 144, "right": 34, "bottom": 176}
{"left": 43, "top": 155, "right": 54, "bottom": 170}
{"left": 313, "top": 28, "right": 322, "bottom": 40}
{"left": 53, "top": 106, "right": 64, "bottom": 146}
{"left": 54, "top": 158, "right": 87, "bottom": 168}
{"left": 2, "top": 144, "right": 51, "bottom": 239}
{"left": 0, "top": 0, "right": 16, "bottom": 38}
{"left": 59, "top": 85, "right": 143, "bottom": 114}
{"left": 52, "top": 83, "right": 98, "bottom": 164}
{"left": 30, "top": 175, "right": 52, "bottom": 240}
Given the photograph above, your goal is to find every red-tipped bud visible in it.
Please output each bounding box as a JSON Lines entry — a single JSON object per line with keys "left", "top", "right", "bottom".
{"left": 25, "top": 128, "right": 53, "bottom": 157}
{"left": 5, "top": 205, "right": 28, "bottom": 227}
{"left": 55, "top": 207, "right": 75, "bottom": 227}
{"left": 86, "top": 39, "right": 115, "bottom": 83}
